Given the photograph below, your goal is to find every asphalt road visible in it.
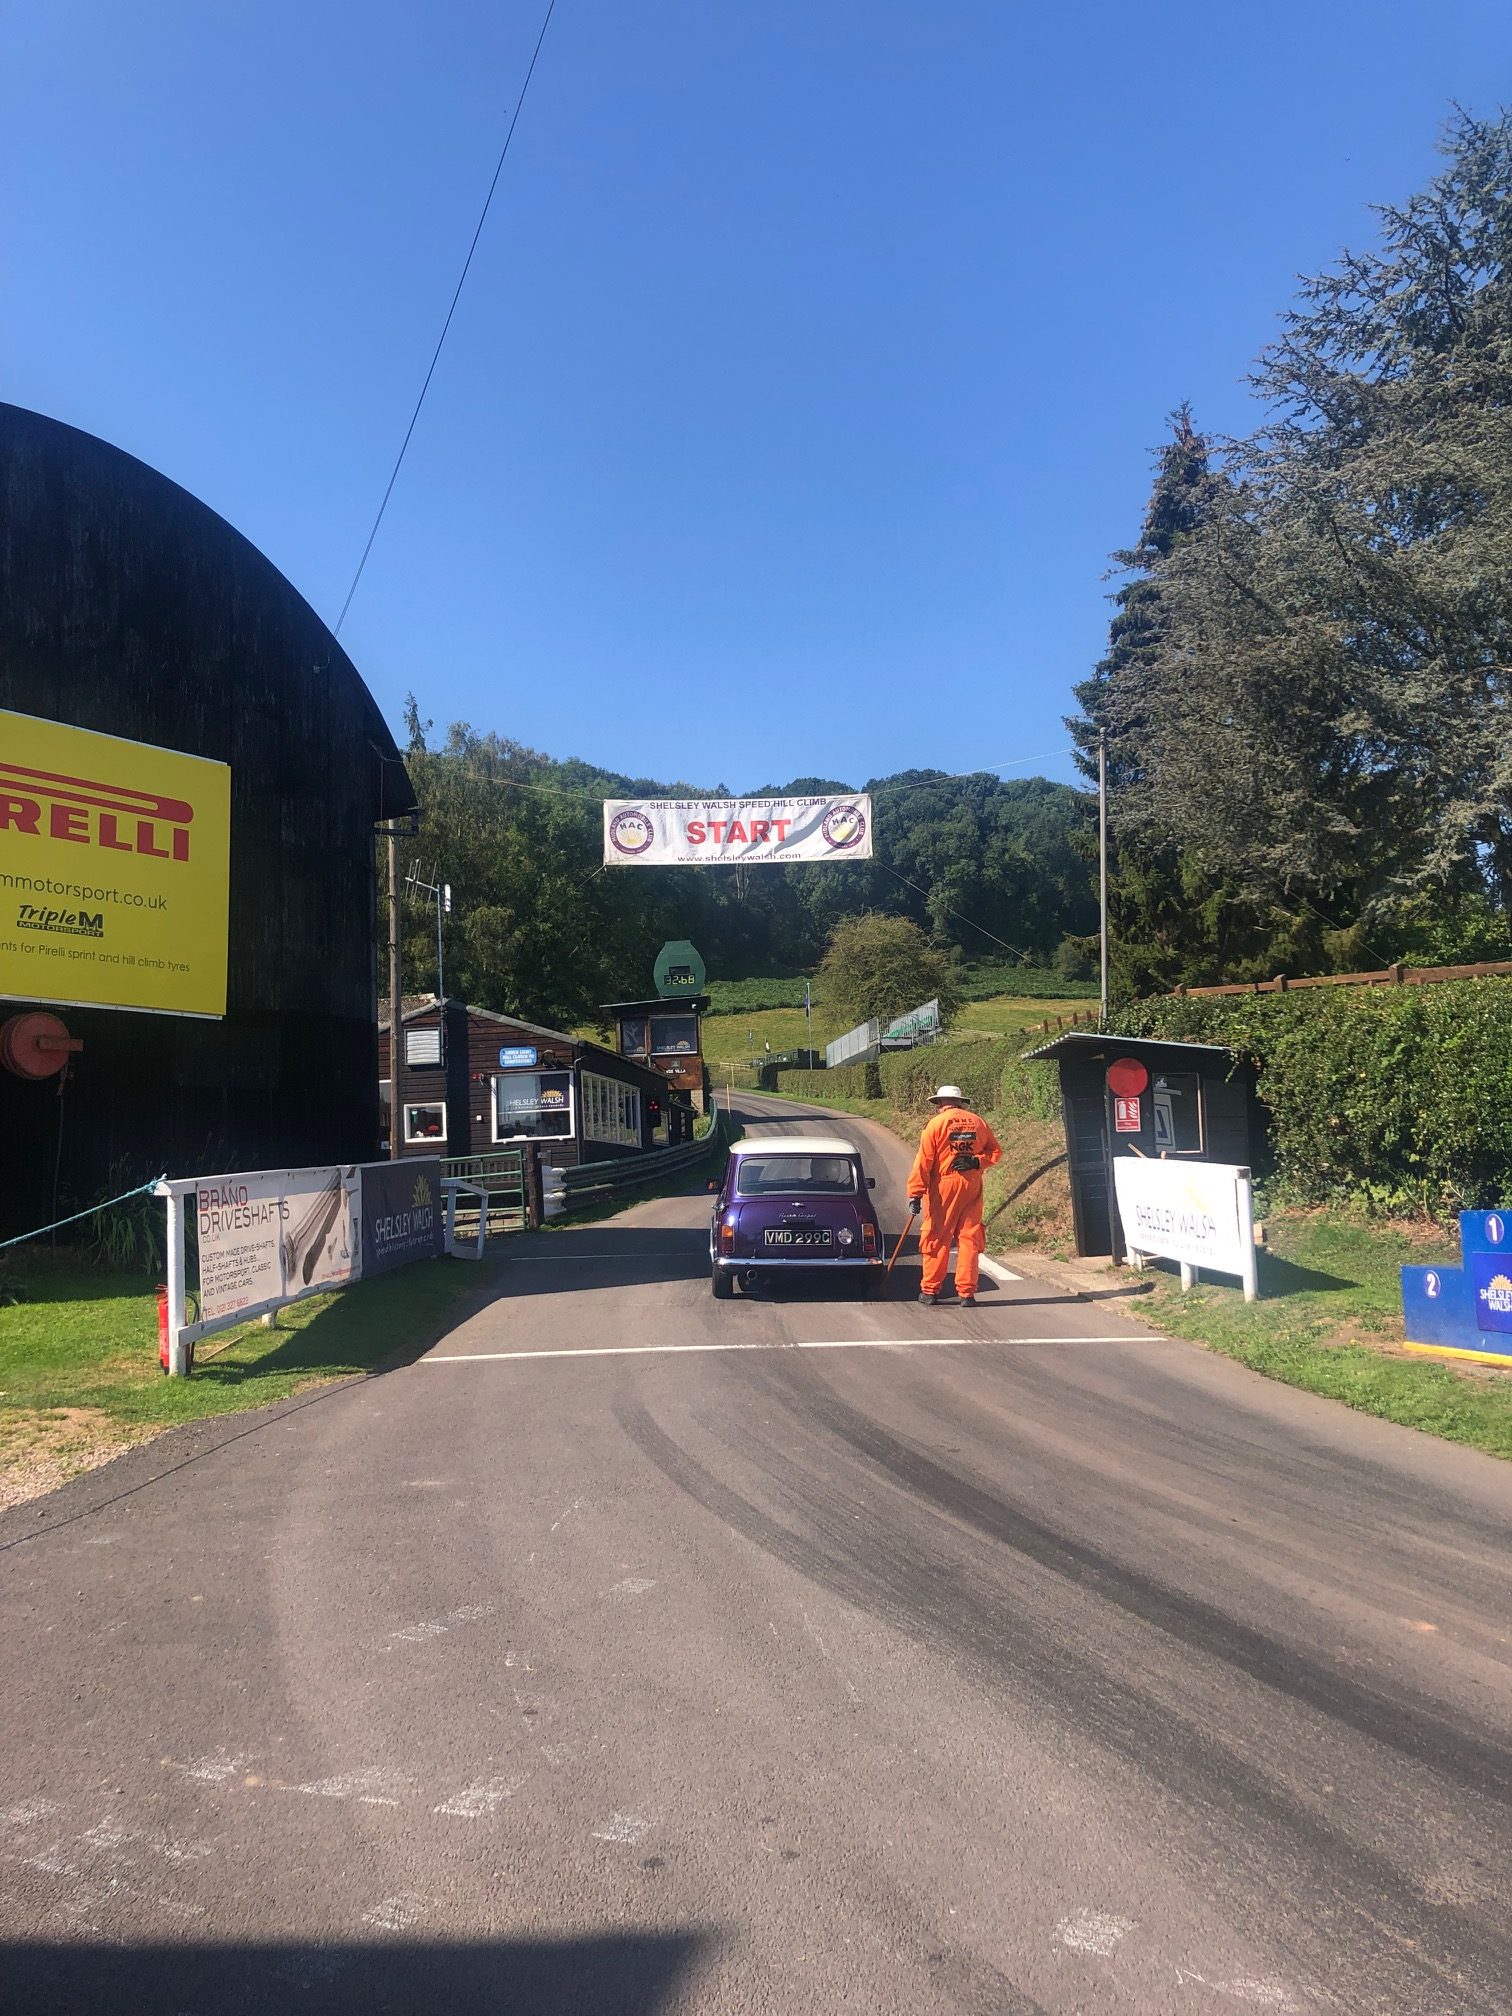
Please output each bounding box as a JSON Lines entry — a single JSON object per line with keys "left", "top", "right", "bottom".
{"left": 3, "top": 1091, "right": 1511, "bottom": 2015}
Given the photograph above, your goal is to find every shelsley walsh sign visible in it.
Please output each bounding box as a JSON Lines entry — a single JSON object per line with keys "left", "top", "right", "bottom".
{"left": 1112, "top": 1156, "right": 1258, "bottom": 1296}
{"left": 0, "top": 709, "right": 230, "bottom": 1017}
{"left": 603, "top": 795, "right": 873, "bottom": 867}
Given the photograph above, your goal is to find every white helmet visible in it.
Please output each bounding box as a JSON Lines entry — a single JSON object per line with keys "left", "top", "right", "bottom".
{"left": 930, "top": 1084, "right": 965, "bottom": 1103}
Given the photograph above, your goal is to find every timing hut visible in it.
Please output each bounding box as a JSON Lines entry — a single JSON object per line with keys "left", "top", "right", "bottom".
{"left": 1022, "top": 1029, "right": 1258, "bottom": 1260}
{"left": 0, "top": 403, "right": 415, "bottom": 1240}
{"left": 378, "top": 998, "right": 678, "bottom": 1167}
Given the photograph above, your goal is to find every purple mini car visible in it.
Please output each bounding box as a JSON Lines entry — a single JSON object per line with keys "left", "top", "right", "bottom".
{"left": 709, "top": 1134, "right": 885, "bottom": 1299}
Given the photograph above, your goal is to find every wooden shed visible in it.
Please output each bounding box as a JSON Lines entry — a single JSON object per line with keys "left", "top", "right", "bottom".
{"left": 378, "top": 997, "right": 677, "bottom": 1170}
{"left": 1021, "top": 1030, "right": 1259, "bottom": 1259}
{"left": 601, "top": 995, "right": 711, "bottom": 1115}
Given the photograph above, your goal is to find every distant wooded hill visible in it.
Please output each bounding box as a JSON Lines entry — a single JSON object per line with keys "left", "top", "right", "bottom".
{"left": 390, "top": 720, "right": 1097, "bottom": 1026}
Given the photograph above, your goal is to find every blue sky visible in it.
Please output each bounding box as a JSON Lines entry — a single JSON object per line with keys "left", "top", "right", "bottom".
{"left": 6, "top": 2, "right": 1508, "bottom": 792}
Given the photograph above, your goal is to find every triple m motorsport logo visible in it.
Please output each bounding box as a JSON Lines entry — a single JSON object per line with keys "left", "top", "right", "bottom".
{"left": 16, "top": 903, "right": 105, "bottom": 939}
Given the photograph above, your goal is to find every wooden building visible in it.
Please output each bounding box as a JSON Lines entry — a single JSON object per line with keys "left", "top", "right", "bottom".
{"left": 1021, "top": 1030, "right": 1258, "bottom": 1259}
{"left": 0, "top": 403, "right": 413, "bottom": 1240}
{"left": 378, "top": 997, "right": 680, "bottom": 1169}
{"left": 601, "top": 995, "right": 712, "bottom": 1115}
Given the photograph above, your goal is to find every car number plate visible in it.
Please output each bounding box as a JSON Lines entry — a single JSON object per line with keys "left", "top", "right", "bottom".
{"left": 764, "top": 1228, "right": 831, "bottom": 1248}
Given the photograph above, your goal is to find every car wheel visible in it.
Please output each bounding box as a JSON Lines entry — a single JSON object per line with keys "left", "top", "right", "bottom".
{"left": 711, "top": 1266, "right": 734, "bottom": 1300}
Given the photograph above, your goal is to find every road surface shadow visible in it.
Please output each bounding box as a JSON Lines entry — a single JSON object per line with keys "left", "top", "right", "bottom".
{"left": 0, "top": 1929, "right": 709, "bottom": 2014}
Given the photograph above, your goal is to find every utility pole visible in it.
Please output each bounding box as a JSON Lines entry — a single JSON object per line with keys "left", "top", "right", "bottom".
{"left": 387, "top": 828, "right": 403, "bottom": 1161}
{"left": 1098, "top": 729, "right": 1110, "bottom": 1024}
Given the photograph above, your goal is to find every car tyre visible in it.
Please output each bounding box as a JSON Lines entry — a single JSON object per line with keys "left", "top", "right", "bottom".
{"left": 711, "top": 1265, "right": 734, "bottom": 1300}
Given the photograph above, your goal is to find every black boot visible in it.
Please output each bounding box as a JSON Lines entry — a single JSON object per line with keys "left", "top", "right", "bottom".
{"left": 958, "top": 1294, "right": 977, "bottom": 1308}
{"left": 918, "top": 1291, "right": 939, "bottom": 1306}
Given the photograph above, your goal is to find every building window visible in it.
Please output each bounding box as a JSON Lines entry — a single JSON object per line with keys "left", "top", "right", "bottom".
{"left": 1151, "top": 1072, "right": 1203, "bottom": 1153}
{"left": 379, "top": 1081, "right": 392, "bottom": 1149}
{"left": 583, "top": 1071, "right": 642, "bottom": 1148}
{"left": 649, "top": 1013, "right": 698, "bottom": 1056}
{"left": 493, "top": 1070, "right": 574, "bottom": 1141}
{"left": 619, "top": 1016, "right": 649, "bottom": 1056}
{"left": 404, "top": 1101, "right": 447, "bottom": 1143}
{"left": 405, "top": 1026, "right": 443, "bottom": 1067}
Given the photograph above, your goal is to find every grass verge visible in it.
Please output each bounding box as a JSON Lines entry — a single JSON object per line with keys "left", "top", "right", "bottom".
{"left": 1125, "top": 1212, "right": 1512, "bottom": 1458}
{"left": 0, "top": 1254, "right": 497, "bottom": 1507}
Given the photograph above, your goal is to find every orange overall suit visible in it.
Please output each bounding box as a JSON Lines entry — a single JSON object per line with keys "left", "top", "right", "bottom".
{"left": 907, "top": 1101, "right": 1003, "bottom": 1299}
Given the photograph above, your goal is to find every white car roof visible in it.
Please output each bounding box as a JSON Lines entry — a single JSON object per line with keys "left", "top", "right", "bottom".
{"left": 733, "top": 1135, "right": 862, "bottom": 1159}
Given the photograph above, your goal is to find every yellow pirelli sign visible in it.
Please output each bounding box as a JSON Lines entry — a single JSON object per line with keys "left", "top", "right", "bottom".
{"left": 0, "top": 709, "right": 230, "bottom": 1017}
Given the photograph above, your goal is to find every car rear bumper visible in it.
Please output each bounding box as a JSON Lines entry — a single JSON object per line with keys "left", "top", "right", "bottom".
{"left": 711, "top": 1254, "right": 881, "bottom": 1270}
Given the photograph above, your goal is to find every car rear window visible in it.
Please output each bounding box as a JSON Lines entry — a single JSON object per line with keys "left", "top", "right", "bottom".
{"left": 734, "top": 1155, "right": 858, "bottom": 1196}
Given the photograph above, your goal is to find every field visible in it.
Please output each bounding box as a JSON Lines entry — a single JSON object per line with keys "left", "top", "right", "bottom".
{"left": 700, "top": 991, "right": 1087, "bottom": 1078}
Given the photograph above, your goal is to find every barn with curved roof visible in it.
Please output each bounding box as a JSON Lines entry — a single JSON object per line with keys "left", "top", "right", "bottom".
{"left": 0, "top": 402, "right": 415, "bottom": 1240}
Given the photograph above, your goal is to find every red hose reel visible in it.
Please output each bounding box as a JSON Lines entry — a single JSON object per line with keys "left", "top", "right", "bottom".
{"left": 0, "top": 1011, "right": 84, "bottom": 1080}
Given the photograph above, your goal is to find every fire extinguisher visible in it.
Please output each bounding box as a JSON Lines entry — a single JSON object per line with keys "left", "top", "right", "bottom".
{"left": 156, "top": 1287, "right": 193, "bottom": 1375}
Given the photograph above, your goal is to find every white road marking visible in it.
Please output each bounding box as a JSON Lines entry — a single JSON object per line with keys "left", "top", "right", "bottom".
{"left": 362, "top": 1892, "right": 434, "bottom": 1931}
{"left": 592, "top": 1811, "right": 655, "bottom": 1845}
{"left": 1176, "top": 1968, "right": 1304, "bottom": 2009}
{"left": 1, "top": 1797, "right": 61, "bottom": 1829}
{"left": 608, "top": 1576, "right": 657, "bottom": 1598}
{"left": 21, "top": 1845, "right": 81, "bottom": 1877}
{"left": 426, "top": 1335, "right": 1138, "bottom": 1364}
{"left": 294, "top": 1768, "right": 410, "bottom": 1805}
{"left": 1056, "top": 1908, "right": 1136, "bottom": 1956}
{"left": 389, "top": 1602, "right": 493, "bottom": 1645}
{"left": 167, "top": 1752, "right": 248, "bottom": 1785}
{"left": 978, "top": 1256, "right": 1023, "bottom": 1283}
{"left": 433, "top": 1773, "right": 528, "bottom": 1818}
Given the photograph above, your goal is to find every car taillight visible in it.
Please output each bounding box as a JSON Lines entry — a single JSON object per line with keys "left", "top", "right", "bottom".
{"left": 862, "top": 1222, "right": 877, "bottom": 1256}
{"left": 719, "top": 1218, "right": 736, "bottom": 1251}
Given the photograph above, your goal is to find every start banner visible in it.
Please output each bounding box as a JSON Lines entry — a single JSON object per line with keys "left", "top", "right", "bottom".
{"left": 604, "top": 795, "right": 872, "bottom": 867}
{"left": 0, "top": 708, "right": 231, "bottom": 1017}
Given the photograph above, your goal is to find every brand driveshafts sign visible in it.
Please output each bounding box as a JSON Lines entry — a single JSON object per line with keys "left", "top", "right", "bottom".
{"left": 604, "top": 795, "right": 873, "bottom": 867}
{"left": 195, "top": 1167, "right": 357, "bottom": 1325}
{"left": 0, "top": 708, "right": 230, "bottom": 1016}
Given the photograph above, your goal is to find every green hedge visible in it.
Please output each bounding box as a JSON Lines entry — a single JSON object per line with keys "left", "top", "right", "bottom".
{"left": 1120, "top": 979, "right": 1512, "bottom": 1216}
{"left": 814, "top": 1036, "right": 1062, "bottom": 1128}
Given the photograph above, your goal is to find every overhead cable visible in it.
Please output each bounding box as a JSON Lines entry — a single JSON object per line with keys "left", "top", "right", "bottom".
{"left": 333, "top": 0, "right": 558, "bottom": 637}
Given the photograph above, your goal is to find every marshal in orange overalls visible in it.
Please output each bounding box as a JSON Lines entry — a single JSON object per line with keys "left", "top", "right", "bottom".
{"left": 907, "top": 1097, "right": 1003, "bottom": 1300}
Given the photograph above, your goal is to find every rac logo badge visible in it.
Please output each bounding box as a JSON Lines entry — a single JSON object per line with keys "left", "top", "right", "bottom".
{"left": 0, "top": 758, "right": 195, "bottom": 863}
{"left": 607, "top": 808, "right": 654, "bottom": 857}
{"left": 821, "top": 803, "right": 866, "bottom": 851}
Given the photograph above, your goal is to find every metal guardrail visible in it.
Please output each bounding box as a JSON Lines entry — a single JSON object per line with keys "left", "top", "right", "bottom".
{"left": 441, "top": 1148, "right": 530, "bottom": 1232}
{"left": 559, "top": 1109, "right": 726, "bottom": 1208}
{"left": 443, "top": 1116, "right": 728, "bottom": 1229}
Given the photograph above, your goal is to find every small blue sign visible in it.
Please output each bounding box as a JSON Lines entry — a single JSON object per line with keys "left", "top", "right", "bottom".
{"left": 1463, "top": 1210, "right": 1508, "bottom": 1254}
{"left": 499, "top": 1045, "right": 538, "bottom": 1069}
{"left": 1471, "top": 1254, "right": 1512, "bottom": 1334}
